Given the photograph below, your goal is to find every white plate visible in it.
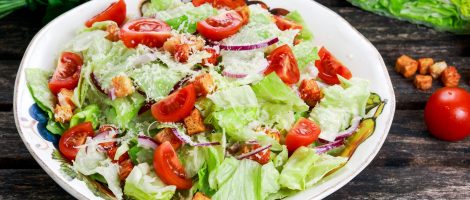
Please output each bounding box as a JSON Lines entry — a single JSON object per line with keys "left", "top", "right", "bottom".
{"left": 14, "top": 0, "right": 396, "bottom": 199}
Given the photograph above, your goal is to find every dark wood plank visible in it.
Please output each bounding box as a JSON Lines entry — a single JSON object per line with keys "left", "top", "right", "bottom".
{"left": 0, "top": 169, "right": 73, "bottom": 200}
{"left": 0, "top": 60, "right": 19, "bottom": 110}
{"left": 0, "top": 112, "right": 38, "bottom": 169}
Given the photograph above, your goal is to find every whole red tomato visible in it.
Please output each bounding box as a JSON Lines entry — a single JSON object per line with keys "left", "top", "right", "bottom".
{"left": 424, "top": 87, "right": 470, "bottom": 141}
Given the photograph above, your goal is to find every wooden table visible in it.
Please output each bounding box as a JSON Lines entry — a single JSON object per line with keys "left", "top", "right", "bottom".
{"left": 0, "top": 0, "right": 469, "bottom": 199}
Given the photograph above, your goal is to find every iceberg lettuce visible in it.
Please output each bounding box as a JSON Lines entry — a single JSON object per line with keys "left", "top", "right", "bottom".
{"left": 70, "top": 104, "right": 100, "bottom": 129}
{"left": 210, "top": 158, "right": 280, "bottom": 200}
{"left": 124, "top": 163, "right": 176, "bottom": 200}
{"left": 310, "top": 77, "right": 370, "bottom": 141}
{"left": 292, "top": 41, "right": 319, "bottom": 70}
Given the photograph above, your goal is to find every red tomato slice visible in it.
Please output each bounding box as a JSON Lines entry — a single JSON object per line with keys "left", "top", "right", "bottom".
{"left": 85, "top": 0, "right": 126, "bottom": 27}
{"left": 151, "top": 84, "right": 196, "bottom": 122}
{"left": 48, "top": 52, "right": 83, "bottom": 94}
{"left": 59, "top": 122, "right": 95, "bottom": 161}
{"left": 196, "top": 10, "right": 243, "bottom": 41}
{"left": 273, "top": 15, "right": 302, "bottom": 31}
{"left": 193, "top": 0, "right": 246, "bottom": 9}
{"left": 120, "top": 18, "right": 172, "bottom": 48}
{"left": 153, "top": 141, "right": 193, "bottom": 189}
{"left": 264, "top": 44, "right": 300, "bottom": 85}
{"left": 315, "top": 47, "right": 352, "bottom": 85}
{"left": 285, "top": 118, "right": 321, "bottom": 153}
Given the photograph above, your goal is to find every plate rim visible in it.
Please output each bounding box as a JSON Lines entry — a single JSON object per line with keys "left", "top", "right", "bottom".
{"left": 12, "top": 0, "right": 396, "bottom": 199}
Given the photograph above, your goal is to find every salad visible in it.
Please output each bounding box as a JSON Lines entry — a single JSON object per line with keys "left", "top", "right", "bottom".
{"left": 25, "top": 0, "right": 386, "bottom": 199}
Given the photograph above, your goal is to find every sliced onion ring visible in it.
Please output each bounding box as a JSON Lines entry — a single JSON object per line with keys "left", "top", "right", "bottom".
{"left": 171, "top": 128, "right": 220, "bottom": 147}
{"left": 236, "top": 144, "right": 272, "bottom": 160}
{"left": 335, "top": 116, "right": 362, "bottom": 141}
{"left": 219, "top": 37, "right": 279, "bottom": 51}
{"left": 138, "top": 135, "right": 158, "bottom": 149}
{"left": 315, "top": 140, "right": 344, "bottom": 154}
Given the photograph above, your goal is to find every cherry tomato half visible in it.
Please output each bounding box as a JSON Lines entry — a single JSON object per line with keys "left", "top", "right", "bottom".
{"left": 315, "top": 47, "right": 352, "bottom": 85}
{"left": 59, "top": 122, "right": 95, "bottom": 161}
{"left": 424, "top": 87, "right": 470, "bottom": 141}
{"left": 192, "top": 0, "right": 246, "bottom": 9}
{"left": 85, "top": 0, "right": 126, "bottom": 27}
{"left": 48, "top": 52, "right": 83, "bottom": 94}
{"left": 120, "top": 18, "right": 172, "bottom": 48}
{"left": 264, "top": 44, "right": 300, "bottom": 85}
{"left": 273, "top": 15, "right": 302, "bottom": 31}
{"left": 285, "top": 118, "right": 321, "bottom": 153}
{"left": 151, "top": 84, "right": 197, "bottom": 122}
{"left": 153, "top": 141, "right": 193, "bottom": 189}
{"left": 196, "top": 10, "right": 243, "bottom": 41}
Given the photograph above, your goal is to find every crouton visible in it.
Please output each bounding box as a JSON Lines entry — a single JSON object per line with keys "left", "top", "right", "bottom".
{"left": 54, "top": 104, "right": 73, "bottom": 123}
{"left": 153, "top": 128, "right": 182, "bottom": 150}
{"left": 441, "top": 66, "right": 461, "bottom": 87}
{"left": 413, "top": 75, "right": 433, "bottom": 90}
{"left": 429, "top": 61, "right": 447, "bottom": 79}
{"left": 184, "top": 109, "right": 206, "bottom": 135}
{"left": 194, "top": 73, "right": 215, "bottom": 96}
{"left": 299, "top": 79, "right": 322, "bottom": 107}
{"left": 193, "top": 192, "right": 211, "bottom": 200}
{"left": 105, "top": 23, "right": 120, "bottom": 42}
{"left": 111, "top": 75, "right": 135, "bottom": 98}
{"left": 265, "top": 128, "right": 281, "bottom": 143}
{"left": 57, "top": 88, "right": 75, "bottom": 109}
{"left": 418, "top": 58, "right": 434, "bottom": 75}
{"left": 175, "top": 44, "right": 190, "bottom": 63}
{"left": 395, "top": 55, "right": 418, "bottom": 78}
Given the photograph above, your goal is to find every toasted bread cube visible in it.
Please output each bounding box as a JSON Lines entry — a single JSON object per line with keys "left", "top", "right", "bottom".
{"left": 441, "top": 66, "right": 461, "bottom": 87}
{"left": 429, "top": 61, "right": 447, "bottom": 79}
{"left": 194, "top": 73, "right": 215, "bottom": 96}
{"left": 193, "top": 192, "right": 211, "bottom": 200}
{"left": 118, "top": 159, "right": 133, "bottom": 181}
{"left": 418, "top": 58, "right": 434, "bottom": 75}
{"left": 112, "top": 75, "right": 135, "bottom": 98}
{"left": 395, "top": 55, "right": 418, "bottom": 78}
{"left": 175, "top": 44, "right": 190, "bottom": 63}
{"left": 105, "top": 23, "right": 120, "bottom": 42}
{"left": 298, "top": 79, "right": 322, "bottom": 107}
{"left": 153, "top": 128, "right": 182, "bottom": 150}
{"left": 54, "top": 104, "right": 73, "bottom": 123}
{"left": 57, "top": 88, "right": 75, "bottom": 109}
{"left": 265, "top": 128, "right": 281, "bottom": 143}
{"left": 184, "top": 109, "right": 206, "bottom": 135}
{"left": 413, "top": 75, "right": 433, "bottom": 90}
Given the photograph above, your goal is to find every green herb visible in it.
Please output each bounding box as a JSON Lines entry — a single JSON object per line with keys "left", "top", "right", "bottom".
{"left": 348, "top": 0, "right": 470, "bottom": 34}
{"left": 0, "top": 0, "right": 88, "bottom": 23}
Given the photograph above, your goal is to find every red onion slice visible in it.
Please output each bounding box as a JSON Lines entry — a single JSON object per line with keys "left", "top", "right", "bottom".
{"left": 235, "top": 144, "right": 272, "bottom": 160}
{"left": 171, "top": 128, "right": 220, "bottom": 147}
{"left": 219, "top": 37, "right": 279, "bottom": 51}
{"left": 335, "top": 116, "right": 362, "bottom": 141}
{"left": 137, "top": 135, "right": 158, "bottom": 149}
{"left": 222, "top": 71, "right": 248, "bottom": 79}
{"left": 315, "top": 140, "right": 344, "bottom": 154}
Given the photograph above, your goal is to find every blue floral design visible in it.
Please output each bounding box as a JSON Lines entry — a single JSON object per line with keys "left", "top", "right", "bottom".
{"left": 29, "top": 104, "right": 60, "bottom": 148}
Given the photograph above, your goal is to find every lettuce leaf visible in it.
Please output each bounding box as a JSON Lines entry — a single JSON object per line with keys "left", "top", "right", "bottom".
{"left": 70, "top": 104, "right": 100, "bottom": 129}
{"left": 105, "top": 92, "right": 145, "bottom": 129}
{"left": 252, "top": 73, "right": 308, "bottom": 113}
{"left": 207, "top": 85, "right": 259, "bottom": 110}
{"left": 309, "top": 77, "right": 370, "bottom": 141}
{"left": 305, "top": 154, "right": 347, "bottom": 187}
{"left": 279, "top": 147, "right": 320, "bottom": 190}
{"left": 25, "top": 68, "right": 55, "bottom": 114}
{"left": 73, "top": 138, "right": 123, "bottom": 199}
{"left": 205, "top": 107, "right": 259, "bottom": 141}
{"left": 285, "top": 11, "right": 314, "bottom": 41}
{"left": 130, "top": 63, "right": 185, "bottom": 100}
{"left": 210, "top": 158, "right": 280, "bottom": 200}
{"left": 292, "top": 41, "right": 319, "bottom": 70}
{"left": 124, "top": 163, "right": 176, "bottom": 200}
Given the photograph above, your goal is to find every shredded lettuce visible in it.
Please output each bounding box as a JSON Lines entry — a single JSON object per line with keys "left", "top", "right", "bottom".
{"left": 73, "top": 138, "right": 123, "bottom": 199}
{"left": 310, "top": 77, "right": 370, "bottom": 141}
{"left": 124, "top": 163, "right": 177, "bottom": 200}
{"left": 292, "top": 41, "right": 319, "bottom": 70}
